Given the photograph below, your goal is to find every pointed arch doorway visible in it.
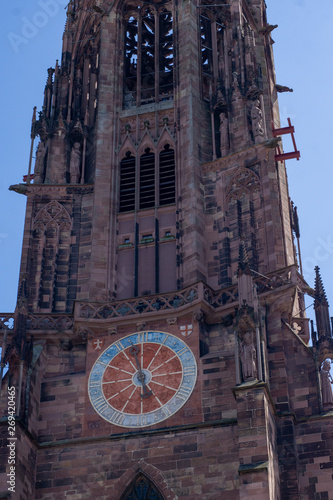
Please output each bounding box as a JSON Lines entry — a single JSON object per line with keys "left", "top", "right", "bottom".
{"left": 120, "top": 472, "right": 165, "bottom": 500}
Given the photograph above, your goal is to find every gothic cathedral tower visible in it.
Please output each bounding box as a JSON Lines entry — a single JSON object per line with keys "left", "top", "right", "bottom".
{"left": 2, "top": 1, "right": 333, "bottom": 499}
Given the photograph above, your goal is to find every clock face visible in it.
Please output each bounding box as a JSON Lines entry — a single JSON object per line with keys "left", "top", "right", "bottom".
{"left": 88, "top": 331, "right": 197, "bottom": 428}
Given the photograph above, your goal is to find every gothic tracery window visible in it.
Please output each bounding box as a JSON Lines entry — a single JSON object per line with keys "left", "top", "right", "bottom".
{"left": 124, "top": 3, "right": 174, "bottom": 108}
{"left": 121, "top": 473, "right": 164, "bottom": 500}
{"left": 199, "top": 6, "right": 230, "bottom": 101}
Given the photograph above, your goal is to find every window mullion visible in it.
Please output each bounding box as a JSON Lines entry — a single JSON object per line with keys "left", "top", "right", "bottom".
{"left": 137, "top": 13, "right": 142, "bottom": 106}
{"left": 135, "top": 153, "right": 139, "bottom": 211}
{"left": 155, "top": 11, "right": 159, "bottom": 103}
{"left": 156, "top": 149, "right": 159, "bottom": 206}
{"left": 211, "top": 20, "right": 218, "bottom": 80}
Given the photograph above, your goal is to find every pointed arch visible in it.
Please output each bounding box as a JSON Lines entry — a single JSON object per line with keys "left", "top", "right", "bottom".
{"left": 226, "top": 168, "right": 260, "bottom": 201}
{"left": 119, "top": 151, "right": 137, "bottom": 212}
{"left": 120, "top": 472, "right": 165, "bottom": 500}
{"left": 156, "top": 127, "right": 175, "bottom": 152}
{"left": 114, "top": 461, "right": 177, "bottom": 500}
{"left": 118, "top": 133, "right": 176, "bottom": 211}
{"left": 119, "top": 134, "right": 137, "bottom": 160}
{"left": 159, "top": 144, "right": 175, "bottom": 206}
{"left": 137, "top": 130, "right": 156, "bottom": 157}
{"left": 33, "top": 201, "right": 72, "bottom": 231}
{"left": 139, "top": 147, "right": 155, "bottom": 209}
{"left": 122, "top": 0, "right": 174, "bottom": 108}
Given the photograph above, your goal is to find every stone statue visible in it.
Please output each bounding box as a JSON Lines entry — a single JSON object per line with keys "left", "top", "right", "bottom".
{"left": 251, "top": 99, "right": 264, "bottom": 144}
{"left": 320, "top": 360, "right": 333, "bottom": 410}
{"left": 239, "top": 331, "right": 257, "bottom": 381}
{"left": 34, "top": 141, "right": 46, "bottom": 183}
{"left": 219, "top": 112, "right": 229, "bottom": 157}
{"left": 70, "top": 142, "right": 81, "bottom": 184}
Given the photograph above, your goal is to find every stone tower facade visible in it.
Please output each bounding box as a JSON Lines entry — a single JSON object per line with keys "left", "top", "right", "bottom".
{"left": 1, "top": 0, "right": 333, "bottom": 499}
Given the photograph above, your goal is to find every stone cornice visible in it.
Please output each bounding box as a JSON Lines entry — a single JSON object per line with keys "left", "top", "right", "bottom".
{"left": 202, "top": 139, "right": 280, "bottom": 174}
{"left": 8, "top": 183, "right": 94, "bottom": 196}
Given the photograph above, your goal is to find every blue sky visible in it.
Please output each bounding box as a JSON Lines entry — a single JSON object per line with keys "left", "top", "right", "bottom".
{"left": 1, "top": 0, "right": 333, "bottom": 333}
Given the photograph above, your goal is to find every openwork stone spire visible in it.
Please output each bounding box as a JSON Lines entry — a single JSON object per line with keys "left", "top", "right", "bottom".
{"left": 314, "top": 266, "right": 332, "bottom": 338}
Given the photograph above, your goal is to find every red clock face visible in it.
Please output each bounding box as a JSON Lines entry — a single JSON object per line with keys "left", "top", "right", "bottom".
{"left": 102, "top": 342, "right": 183, "bottom": 414}
{"left": 88, "top": 332, "right": 197, "bottom": 428}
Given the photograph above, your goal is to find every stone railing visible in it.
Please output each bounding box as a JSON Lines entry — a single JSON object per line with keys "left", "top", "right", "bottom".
{"left": 26, "top": 314, "right": 73, "bottom": 331}
{"left": 76, "top": 284, "right": 203, "bottom": 320}
{"left": 75, "top": 266, "right": 294, "bottom": 322}
{"left": 0, "top": 266, "right": 295, "bottom": 331}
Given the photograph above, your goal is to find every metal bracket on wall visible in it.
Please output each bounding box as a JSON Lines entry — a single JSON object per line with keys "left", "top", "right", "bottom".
{"left": 273, "top": 118, "right": 300, "bottom": 162}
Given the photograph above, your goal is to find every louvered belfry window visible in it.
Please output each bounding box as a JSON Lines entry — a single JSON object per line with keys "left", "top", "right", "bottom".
{"left": 119, "top": 152, "right": 136, "bottom": 212}
{"left": 119, "top": 145, "right": 175, "bottom": 212}
{"left": 159, "top": 145, "right": 175, "bottom": 206}
{"left": 140, "top": 148, "right": 155, "bottom": 209}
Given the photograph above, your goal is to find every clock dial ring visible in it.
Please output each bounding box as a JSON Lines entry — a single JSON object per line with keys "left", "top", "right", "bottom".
{"left": 88, "top": 331, "right": 197, "bottom": 428}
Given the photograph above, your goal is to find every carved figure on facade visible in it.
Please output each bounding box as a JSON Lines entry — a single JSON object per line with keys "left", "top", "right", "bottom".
{"left": 239, "top": 330, "right": 257, "bottom": 380}
{"left": 251, "top": 99, "right": 264, "bottom": 144}
{"left": 320, "top": 359, "right": 333, "bottom": 411}
{"left": 70, "top": 141, "right": 82, "bottom": 183}
{"left": 34, "top": 141, "right": 46, "bottom": 183}
{"left": 219, "top": 112, "right": 230, "bottom": 157}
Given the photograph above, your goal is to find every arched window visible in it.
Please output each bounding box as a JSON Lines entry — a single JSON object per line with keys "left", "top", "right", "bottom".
{"left": 120, "top": 152, "right": 136, "bottom": 212}
{"left": 199, "top": 8, "right": 230, "bottom": 100}
{"left": 159, "top": 145, "right": 175, "bottom": 206}
{"left": 124, "top": 4, "right": 174, "bottom": 108}
{"left": 121, "top": 473, "right": 164, "bottom": 500}
{"left": 140, "top": 148, "right": 155, "bottom": 209}
{"left": 119, "top": 145, "right": 175, "bottom": 212}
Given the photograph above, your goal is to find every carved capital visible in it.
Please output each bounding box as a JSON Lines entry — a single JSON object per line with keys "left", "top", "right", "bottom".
{"left": 166, "top": 317, "right": 177, "bottom": 326}
{"left": 193, "top": 309, "right": 204, "bottom": 323}
{"left": 77, "top": 326, "right": 94, "bottom": 341}
{"left": 108, "top": 326, "right": 118, "bottom": 335}
{"left": 60, "top": 339, "right": 73, "bottom": 351}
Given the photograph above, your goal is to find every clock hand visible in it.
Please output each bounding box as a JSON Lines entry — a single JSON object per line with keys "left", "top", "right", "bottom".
{"left": 129, "top": 345, "right": 153, "bottom": 398}
{"left": 129, "top": 345, "right": 141, "bottom": 370}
